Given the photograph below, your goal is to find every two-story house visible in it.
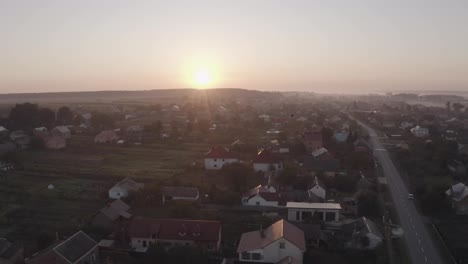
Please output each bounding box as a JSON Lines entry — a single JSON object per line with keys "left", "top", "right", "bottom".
{"left": 237, "top": 219, "right": 305, "bottom": 263}
{"left": 204, "top": 146, "right": 239, "bottom": 170}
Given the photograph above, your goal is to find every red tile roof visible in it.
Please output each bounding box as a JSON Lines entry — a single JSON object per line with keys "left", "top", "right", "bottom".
{"left": 204, "top": 146, "right": 237, "bottom": 159}
{"left": 128, "top": 218, "right": 221, "bottom": 242}
{"left": 237, "top": 219, "right": 305, "bottom": 252}
{"left": 253, "top": 149, "right": 281, "bottom": 164}
{"left": 257, "top": 192, "right": 281, "bottom": 202}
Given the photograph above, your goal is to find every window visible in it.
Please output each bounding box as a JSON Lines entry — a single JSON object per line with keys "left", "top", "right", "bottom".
{"left": 222, "top": 159, "right": 225, "bottom": 161}
{"left": 296, "top": 211, "right": 300, "bottom": 220}
{"left": 256, "top": 201, "right": 260, "bottom": 206}
{"left": 279, "top": 242, "right": 285, "bottom": 249}
{"left": 143, "top": 240, "right": 147, "bottom": 247}
{"left": 214, "top": 159, "right": 217, "bottom": 161}
{"left": 252, "top": 253, "right": 262, "bottom": 260}
{"left": 214, "top": 164, "right": 217, "bottom": 167}
{"left": 241, "top": 252, "right": 251, "bottom": 260}
{"left": 117, "top": 192, "right": 121, "bottom": 197}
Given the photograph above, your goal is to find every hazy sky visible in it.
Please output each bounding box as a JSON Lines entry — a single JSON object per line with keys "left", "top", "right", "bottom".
{"left": 1, "top": 0, "right": 468, "bottom": 94}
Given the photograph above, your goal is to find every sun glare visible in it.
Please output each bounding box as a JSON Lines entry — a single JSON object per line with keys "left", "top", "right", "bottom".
{"left": 194, "top": 69, "right": 213, "bottom": 88}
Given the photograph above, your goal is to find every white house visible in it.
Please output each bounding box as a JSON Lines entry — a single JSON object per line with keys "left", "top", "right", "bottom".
{"left": 287, "top": 202, "right": 341, "bottom": 222}
{"left": 237, "top": 219, "right": 305, "bottom": 263}
{"left": 410, "top": 126, "right": 429, "bottom": 138}
{"left": 204, "top": 146, "right": 239, "bottom": 170}
{"left": 253, "top": 149, "right": 282, "bottom": 172}
{"left": 108, "top": 177, "right": 144, "bottom": 199}
{"left": 242, "top": 185, "right": 280, "bottom": 207}
{"left": 307, "top": 177, "right": 326, "bottom": 201}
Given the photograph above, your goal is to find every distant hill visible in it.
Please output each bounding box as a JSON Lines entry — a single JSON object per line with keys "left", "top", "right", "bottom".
{"left": 0, "top": 88, "right": 280, "bottom": 104}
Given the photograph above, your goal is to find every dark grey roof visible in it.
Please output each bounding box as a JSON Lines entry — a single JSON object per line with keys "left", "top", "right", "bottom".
{"left": 53, "top": 231, "right": 96, "bottom": 263}
{"left": 303, "top": 156, "right": 340, "bottom": 171}
{"left": 0, "top": 238, "right": 20, "bottom": 259}
{"left": 342, "top": 217, "right": 382, "bottom": 239}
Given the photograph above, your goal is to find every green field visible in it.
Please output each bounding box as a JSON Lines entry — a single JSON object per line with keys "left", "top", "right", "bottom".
{"left": 0, "top": 136, "right": 218, "bottom": 254}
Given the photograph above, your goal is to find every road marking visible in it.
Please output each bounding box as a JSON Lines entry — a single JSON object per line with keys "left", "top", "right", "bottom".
{"left": 418, "top": 239, "right": 421, "bottom": 244}
{"left": 425, "top": 256, "right": 428, "bottom": 262}
{"left": 421, "top": 247, "right": 425, "bottom": 253}
{"left": 412, "top": 224, "right": 415, "bottom": 229}
{"left": 415, "top": 232, "right": 418, "bottom": 236}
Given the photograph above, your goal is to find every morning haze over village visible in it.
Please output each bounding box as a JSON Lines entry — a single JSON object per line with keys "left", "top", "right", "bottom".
{"left": 1, "top": 1, "right": 468, "bottom": 264}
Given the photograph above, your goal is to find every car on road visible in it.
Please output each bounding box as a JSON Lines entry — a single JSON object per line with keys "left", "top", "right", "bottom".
{"left": 408, "top": 193, "right": 414, "bottom": 200}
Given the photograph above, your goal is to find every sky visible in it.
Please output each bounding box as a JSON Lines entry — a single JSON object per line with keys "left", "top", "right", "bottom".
{"left": 1, "top": 0, "right": 468, "bottom": 94}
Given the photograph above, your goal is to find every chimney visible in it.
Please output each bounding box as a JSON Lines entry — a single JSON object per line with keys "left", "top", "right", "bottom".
{"left": 260, "top": 224, "right": 265, "bottom": 238}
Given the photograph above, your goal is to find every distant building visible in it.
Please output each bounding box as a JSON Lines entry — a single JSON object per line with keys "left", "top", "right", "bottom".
{"left": 9, "top": 130, "right": 31, "bottom": 148}
{"left": 446, "top": 183, "right": 468, "bottom": 215}
{"left": 94, "top": 130, "right": 119, "bottom": 144}
{"left": 204, "top": 146, "right": 239, "bottom": 170}
{"left": 108, "top": 177, "right": 144, "bottom": 199}
{"left": 0, "top": 126, "right": 9, "bottom": 139}
{"left": 128, "top": 218, "right": 222, "bottom": 251}
{"left": 286, "top": 202, "right": 341, "bottom": 222}
{"left": 334, "top": 131, "right": 349, "bottom": 143}
{"left": 161, "top": 186, "right": 199, "bottom": 204}
{"left": 410, "top": 126, "right": 429, "bottom": 138}
{"left": 33, "top": 127, "right": 49, "bottom": 138}
{"left": 44, "top": 136, "right": 67, "bottom": 150}
{"left": 237, "top": 219, "right": 305, "bottom": 264}
{"left": 26, "top": 231, "right": 99, "bottom": 264}
{"left": 51, "top": 126, "right": 71, "bottom": 139}
{"left": 307, "top": 177, "right": 326, "bottom": 201}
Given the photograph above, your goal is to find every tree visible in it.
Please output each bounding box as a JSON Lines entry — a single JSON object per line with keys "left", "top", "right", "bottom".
{"left": 452, "top": 103, "right": 465, "bottom": 113}
{"left": 38, "top": 107, "right": 55, "bottom": 127}
{"left": 277, "top": 164, "right": 299, "bottom": 186}
{"left": 355, "top": 190, "right": 380, "bottom": 217}
{"left": 8, "top": 103, "right": 40, "bottom": 131}
{"left": 222, "top": 163, "right": 252, "bottom": 192}
{"left": 56, "top": 106, "right": 73, "bottom": 125}
{"left": 36, "top": 232, "right": 53, "bottom": 250}
{"left": 91, "top": 112, "right": 115, "bottom": 130}
{"left": 145, "top": 121, "right": 162, "bottom": 135}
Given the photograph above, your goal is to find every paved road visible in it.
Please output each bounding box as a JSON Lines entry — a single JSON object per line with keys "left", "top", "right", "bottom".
{"left": 355, "top": 118, "right": 444, "bottom": 264}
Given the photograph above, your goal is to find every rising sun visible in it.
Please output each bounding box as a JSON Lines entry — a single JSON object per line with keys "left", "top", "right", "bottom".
{"left": 194, "top": 69, "right": 214, "bottom": 88}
